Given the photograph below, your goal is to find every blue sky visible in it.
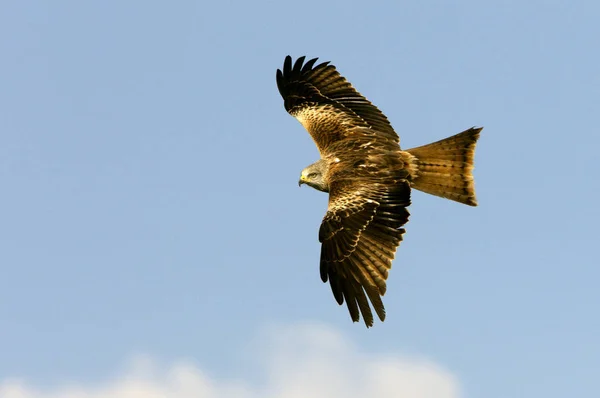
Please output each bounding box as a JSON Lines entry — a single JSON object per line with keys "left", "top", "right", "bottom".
{"left": 1, "top": 1, "right": 598, "bottom": 397}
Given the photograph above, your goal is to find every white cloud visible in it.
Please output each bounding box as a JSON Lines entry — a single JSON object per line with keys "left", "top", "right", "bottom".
{"left": 0, "top": 323, "right": 460, "bottom": 398}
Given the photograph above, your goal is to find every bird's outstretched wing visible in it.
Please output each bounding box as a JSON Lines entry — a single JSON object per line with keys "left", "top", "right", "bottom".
{"left": 319, "top": 159, "right": 411, "bottom": 327}
{"left": 276, "top": 55, "right": 400, "bottom": 155}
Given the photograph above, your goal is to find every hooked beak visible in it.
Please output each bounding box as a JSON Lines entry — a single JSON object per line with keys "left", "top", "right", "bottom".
{"left": 298, "top": 175, "right": 306, "bottom": 187}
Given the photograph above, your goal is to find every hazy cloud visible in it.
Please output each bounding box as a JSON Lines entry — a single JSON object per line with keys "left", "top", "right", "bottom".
{"left": 0, "top": 323, "right": 460, "bottom": 398}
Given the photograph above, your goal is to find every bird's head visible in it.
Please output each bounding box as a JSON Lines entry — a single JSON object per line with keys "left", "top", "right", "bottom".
{"left": 299, "top": 160, "right": 330, "bottom": 192}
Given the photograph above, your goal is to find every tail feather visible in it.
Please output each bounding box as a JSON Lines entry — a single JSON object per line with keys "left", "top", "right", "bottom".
{"left": 404, "top": 127, "right": 482, "bottom": 206}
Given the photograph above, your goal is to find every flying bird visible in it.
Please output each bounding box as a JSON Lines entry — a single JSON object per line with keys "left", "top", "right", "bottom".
{"left": 276, "top": 56, "right": 481, "bottom": 327}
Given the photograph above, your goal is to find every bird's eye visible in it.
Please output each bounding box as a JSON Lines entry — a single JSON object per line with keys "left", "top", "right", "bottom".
{"left": 307, "top": 173, "right": 318, "bottom": 179}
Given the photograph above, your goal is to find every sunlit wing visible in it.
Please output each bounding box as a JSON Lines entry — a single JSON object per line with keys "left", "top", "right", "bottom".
{"left": 276, "top": 56, "right": 400, "bottom": 156}
{"left": 319, "top": 176, "right": 411, "bottom": 326}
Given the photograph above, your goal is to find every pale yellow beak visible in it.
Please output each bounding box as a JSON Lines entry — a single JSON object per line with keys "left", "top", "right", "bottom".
{"left": 298, "top": 174, "right": 306, "bottom": 186}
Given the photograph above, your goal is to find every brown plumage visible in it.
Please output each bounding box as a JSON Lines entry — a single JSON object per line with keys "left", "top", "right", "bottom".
{"left": 276, "top": 56, "right": 481, "bottom": 327}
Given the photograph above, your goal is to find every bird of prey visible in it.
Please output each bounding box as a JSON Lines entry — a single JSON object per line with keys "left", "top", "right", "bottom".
{"left": 276, "top": 56, "right": 481, "bottom": 327}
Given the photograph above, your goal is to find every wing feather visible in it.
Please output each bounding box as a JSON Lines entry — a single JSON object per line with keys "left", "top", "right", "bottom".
{"left": 352, "top": 263, "right": 386, "bottom": 321}
{"left": 277, "top": 56, "right": 400, "bottom": 155}
{"left": 342, "top": 277, "right": 360, "bottom": 323}
{"left": 349, "top": 270, "right": 374, "bottom": 326}
{"left": 319, "top": 178, "right": 411, "bottom": 327}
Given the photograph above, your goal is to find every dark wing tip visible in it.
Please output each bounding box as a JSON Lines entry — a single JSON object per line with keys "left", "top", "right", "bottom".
{"left": 302, "top": 57, "right": 319, "bottom": 73}
{"left": 292, "top": 56, "right": 306, "bottom": 73}
{"left": 276, "top": 55, "right": 331, "bottom": 89}
{"left": 276, "top": 69, "right": 284, "bottom": 96}
{"left": 283, "top": 55, "right": 293, "bottom": 74}
{"left": 277, "top": 55, "right": 325, "bottom": 107}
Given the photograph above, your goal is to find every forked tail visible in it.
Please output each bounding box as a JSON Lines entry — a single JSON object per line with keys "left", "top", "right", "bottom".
{"left": 404, "top": 127, "right": 482, "bottom": 206}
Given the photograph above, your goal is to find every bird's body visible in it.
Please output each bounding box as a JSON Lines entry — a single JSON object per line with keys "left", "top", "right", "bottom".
{"left": 277, "top": 56, "right": 481, "bottom": 327}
